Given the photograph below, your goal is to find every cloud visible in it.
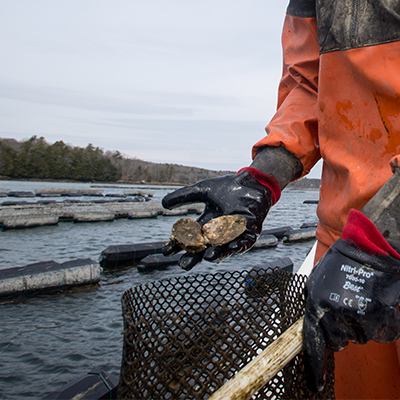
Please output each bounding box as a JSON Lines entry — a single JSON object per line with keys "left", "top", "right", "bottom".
{"left": 0, "top": 81, "right": 198, "bottom": 116}
{"left": 0, "top": 1, "right": 325, "bottom": 177}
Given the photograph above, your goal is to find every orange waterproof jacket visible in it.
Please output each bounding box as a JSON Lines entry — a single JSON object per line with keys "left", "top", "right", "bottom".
{"left": 253, "top": 1, "right": 400, "bottom": 398}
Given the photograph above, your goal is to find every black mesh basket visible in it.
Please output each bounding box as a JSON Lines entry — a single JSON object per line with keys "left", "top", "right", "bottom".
{"left": 119, "top": 267, "right": 335, "bottom": 399}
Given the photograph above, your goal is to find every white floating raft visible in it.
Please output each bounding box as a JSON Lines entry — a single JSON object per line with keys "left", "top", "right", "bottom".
{"left": 2, "top": 213, "right": 59, "bottom": 229}
{"left": 127, "top": 210, "right": 158, "bottom": 219}
{"left": 72, "top": 211, "right": 115, "bottom": 223}
{"left": 253, "top": 234, "right": 278, "bottom": 249}
{"left": 0, "top": 259, "right": 101, "bottom": 299}
{"left": 0, "top": 202, "right": 205, "bottom": 230}
{"left": 282, "top": 226, "right": 316, "bottom": 243}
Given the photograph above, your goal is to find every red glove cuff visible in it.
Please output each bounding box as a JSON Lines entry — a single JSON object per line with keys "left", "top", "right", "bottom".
{"left": 342, "top": 209, "right": 400, "bottom": 259}
{"left": 236, "top": 167, "right": 281, "bottom": 205}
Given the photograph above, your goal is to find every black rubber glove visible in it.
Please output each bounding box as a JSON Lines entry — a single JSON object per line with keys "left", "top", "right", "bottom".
{"left": 162, "top": 168, "right": 280, "bottom": 270}
{"left": 303, "top": 209, "right": 400, "bottom": 393}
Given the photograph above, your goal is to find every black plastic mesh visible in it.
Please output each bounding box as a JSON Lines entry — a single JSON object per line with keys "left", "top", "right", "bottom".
{"left": 119, "top": 267, "right": 335, "bottom": 399}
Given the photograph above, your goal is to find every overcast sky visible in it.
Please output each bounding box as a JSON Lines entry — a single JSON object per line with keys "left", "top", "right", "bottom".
{"left": 0, "top": 0, "right": 322, "bottom": 178}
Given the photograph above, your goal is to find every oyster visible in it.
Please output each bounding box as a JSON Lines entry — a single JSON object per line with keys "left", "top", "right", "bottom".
{"left": 170, "top": 215, "right": 247, "bottom": 253}
{"left": 170, "top": 218, "right": 206, "bottom": 253}
{"left": 203, "top": 215, "right": 247, "bottom": 247}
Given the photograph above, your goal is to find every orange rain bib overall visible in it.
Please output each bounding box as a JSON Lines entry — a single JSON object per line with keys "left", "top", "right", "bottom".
{"left": 253, "top": 1, "right": 400, "bottom": 398}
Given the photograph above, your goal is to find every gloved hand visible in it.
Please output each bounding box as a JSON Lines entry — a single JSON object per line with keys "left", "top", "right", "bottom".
{"left": 303, "top": 209, "right": 400, "bottom": 393}
{"left": 162, "top": 167, "right": 281, "bottom": 270}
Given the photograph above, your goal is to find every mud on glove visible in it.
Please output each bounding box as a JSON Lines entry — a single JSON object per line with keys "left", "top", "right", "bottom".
{"left": 303, "top": 209, "right": 400, "bottom": 392}
{"left": 162, "top": 167, "right": 280, "bottom": 270}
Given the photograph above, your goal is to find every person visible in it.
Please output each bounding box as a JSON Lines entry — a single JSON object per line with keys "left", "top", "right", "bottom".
{"left": 162, "top": 0, "right": 400, "bottom": 398}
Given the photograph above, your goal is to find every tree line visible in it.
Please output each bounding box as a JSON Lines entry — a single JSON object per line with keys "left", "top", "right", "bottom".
{"left": 0, "top": 136, "right": 121, "bottom": 182}
{"left": 0, "top": 136, "right": 232, "bottom": 184}
{"left": 113, "top": 156, "right": 231, "bottom": 185}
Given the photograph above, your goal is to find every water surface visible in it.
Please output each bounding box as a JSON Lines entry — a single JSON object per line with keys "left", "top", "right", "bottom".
{"left": 0, "top": 180, "right": 319, "bottom": 399}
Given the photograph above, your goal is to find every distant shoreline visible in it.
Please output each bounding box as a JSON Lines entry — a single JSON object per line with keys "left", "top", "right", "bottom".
{"left": 0, "top": 175, "right": 320, "bottom": 189}
{"left": 0, "top": 176, "right": 186, "bottom": 186}
{"left": 287, "top": 178, "right": 320, "bottom": 190}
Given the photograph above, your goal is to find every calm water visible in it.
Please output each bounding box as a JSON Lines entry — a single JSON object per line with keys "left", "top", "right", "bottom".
{"left": 0, "top": 180, "right": 319, "bottom": 399}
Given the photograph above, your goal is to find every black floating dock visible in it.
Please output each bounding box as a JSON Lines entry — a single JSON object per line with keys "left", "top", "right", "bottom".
{"left": 260, "top": 226, "right": 293, "bottom": 239}
{"left": 43, "top": 369, "right": 118, "bottom": 400}
{"left": 300, "top": 221, "right": 318, "bottom": 229}
{"left": 137, "top": 253, "right": 182, "bottom": 272}
{"left": 99, "top": 242, "right": 165, "bottom": 269}
{"left": 261, "top": 226, "right": 292, "bottom": 239}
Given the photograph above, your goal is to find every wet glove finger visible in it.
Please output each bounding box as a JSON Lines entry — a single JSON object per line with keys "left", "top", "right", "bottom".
{"left": 195, "top": 209, "right": 219, "bottom": 227}
{"left": 162, "top": 184, "right": 207, "bottom": 210}
{"left": 162, "top": 240, "right": 182, "bottom": 256}
{"left": 203, "top": 231, "right": 257, "bottom": 262}
{"left": 179, "top": 251, "right": 205, "bottom": 271}
{"left": 227, "top": 231, "right": 258, "bottom": 254}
